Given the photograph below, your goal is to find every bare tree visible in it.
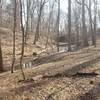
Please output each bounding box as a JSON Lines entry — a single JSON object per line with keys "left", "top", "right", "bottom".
{"left": 74, "top": 2, "right": 81, "bottom": 49}
{"left": 0, "top": 38, "right": 3, "bottom": 72}
{"left": 88, "top": 0, "right": 96, "bottom": 46}
{"left": 93, "top": 0, "right": 97, "bottom": 47}
{"left": 0, "top": 0, "right": 3, "bottom": 72}
{"left": 30, "top": 0, "right": 37, "bottom": 32}
{"left": 11, "top": 0, "right": 17, "bottom": 73}
{"left": 0, "top": 0, "right": 2, "bottom": 25}
{"left": 76, "top": 0, "right": 89, "bottom": 47}
{"left": 19, "top": 0, "right": 25, "bottom": 80}
{"left": 24, "top": 0, "right": 30, "bottom": 44}
{"left": 56, "top": 0, "right": 60, "bottom": 52}
{"left": 33, "top": 0, "right": 47, "bottom": 44}
{"left": 68, "top": 0, "right": 72, "bottom": 51}
{"left": 82, "top": 0, "right": 89, "bottom": 47}
{"left": 45, "top": 0, "right": 55, "bottom": 49}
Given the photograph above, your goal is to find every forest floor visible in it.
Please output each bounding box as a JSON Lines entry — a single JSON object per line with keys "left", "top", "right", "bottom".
{"left": 0, "top": 27, "right": 55, "bottom": 70}
{"left": 0, "top": 27, "right": 100, "bottom": 100}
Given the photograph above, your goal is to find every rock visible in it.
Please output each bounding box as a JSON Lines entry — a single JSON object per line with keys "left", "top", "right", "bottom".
{"left": 90, "top": 80, "right": 94, "bottom": 85}
{"left": 32, "top": 75, "right": 43, "bottom": 81}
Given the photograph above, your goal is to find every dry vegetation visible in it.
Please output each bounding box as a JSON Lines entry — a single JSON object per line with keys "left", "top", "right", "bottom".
{"left": 0, "top": 27, "right": 55, "bottom": 70}
{"left": 0, "top": 27, "right": 100, "bottom": 100}
{"left": 0, "top": 0, "right": 100, "bottom": 99}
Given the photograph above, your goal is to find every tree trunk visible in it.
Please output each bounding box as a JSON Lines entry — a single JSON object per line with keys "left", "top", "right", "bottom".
{"left": 56, "top": 0, "right": 60, "bottom": 52}
{"left": 82, "top": 0, "right": 89, "bottom": 47}
{"left": 19, "top": 0, "right": 25, "bottom": 80}
{"left": 34, "top": 1, "right": 43, "bottom": 44}
{"left": 89, "top": 0, "right": 95, "bottom": 46}
{"left": 68, "top": 0, "right": 72, "bottom": 51}
{"left": 0, "top": 0, "right": 2, "bottom": 25}
{"left": 93, "top": 0, "right": 97, "bottom": 47}
{"left": 0, "top": 39, "right": 3, "bottom": 72}
{"left": 11, "top": 0, "right": 17, "bottom": 73}
{"left": 74, "top": 1, "right": 80, "bottom": 49}
{"left": 24, "top": 0, "right": 30, "bottom": 44}
{"left": 33, "top": 0, "right": 46, "bottom": 45}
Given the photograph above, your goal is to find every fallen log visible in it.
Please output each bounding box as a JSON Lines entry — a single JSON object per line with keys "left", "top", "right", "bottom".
{"left": 72, "top": 72, "right": 98, "bottom": 77}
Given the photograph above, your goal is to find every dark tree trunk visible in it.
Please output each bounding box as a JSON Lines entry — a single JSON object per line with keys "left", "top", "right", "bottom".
{"left": 0, "top": 39, "right": 3, "bottom": 72}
